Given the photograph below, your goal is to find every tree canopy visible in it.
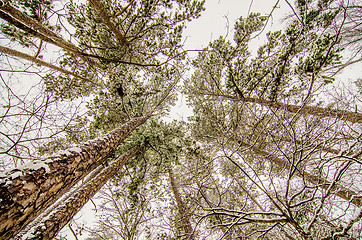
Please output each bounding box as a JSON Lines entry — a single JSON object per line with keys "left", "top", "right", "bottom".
{"left": 0, "top": 0, "right": 361, "bottom": 239}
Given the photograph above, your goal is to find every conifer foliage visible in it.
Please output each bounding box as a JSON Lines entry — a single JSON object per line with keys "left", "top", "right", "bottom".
{"left": 0, "top": 0, "right": 361, "bottom": 239}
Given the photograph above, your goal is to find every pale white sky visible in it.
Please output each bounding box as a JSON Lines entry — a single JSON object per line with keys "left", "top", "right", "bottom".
{"left": 167, "top": 0, "right": 362, "bottom": 122}
{"left": 183, "top": 0, "right": 289, "bottom": 50}
{"left": 166, "top": 0, "right": 291, "bottom": 122}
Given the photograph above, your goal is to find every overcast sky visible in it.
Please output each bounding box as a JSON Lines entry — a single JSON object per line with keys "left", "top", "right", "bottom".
{"left": 183, "top": 0, "right": 290, "bottom": 50}
{"left": 166, "top": 0, "right": 292, "bottom": 122}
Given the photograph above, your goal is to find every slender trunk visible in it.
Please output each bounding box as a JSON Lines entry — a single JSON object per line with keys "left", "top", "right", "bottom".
{"left": 88, "top": 0, "right": 129, "bottom": 45}
{"left": 0, "top": 7, "right": 146, "bottom": 67}
{"left": 0, "top": 6, "right": 98, "bottom": 66}
{"left": 206, "top": 93, "right": 362, "bottom": 123}
{"left": 17, "top": 144, "right": 144, "bottom": 240}
{"left": 242, "top": 142, "right": 361, "bottom": 206}
{"left": 270, "top": 134, "right": 340, "bottom": 155}
{"left": 0, "top": 4, "right": 59, "bottom": 39}
{"left": 222, "top": 54, "right": 361, "bottom": 123}
{"left": 0, "top": 45, "right": 92, "bottom": 82}
{"left": 242, "top": 97, "right": 362, "bottom": 124}
{"left": 168, "top": 168, "right": 195, "bottom": 240}
{"left": 0, "top": 114, "right": 150, "bottom": 239}
{"left": 0, "top": 4, "right": 79, "bottom": 51}
{"left": 0, "top": 10, "right": 56, "bottom": 44}
{"left": 235, "top": 178, "right": 265, "bottom": 211}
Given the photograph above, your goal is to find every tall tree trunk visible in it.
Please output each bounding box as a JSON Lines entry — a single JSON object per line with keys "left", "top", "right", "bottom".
{"left": 0, "top": 4, "right": 80, "bottom": 52}
{"left": 0, "top": 9, "right": 60, "bottom": 45}
{"left": 168, "top": 168, "right": 195, "bottom": 240}
{"left": 241, "top": 96, "right": 362, "bottom": 123}
{"left": 0, "top": 45, "right": 93, "bottom": 83}
{"left": 88, "top": 0, "right": 129, "bottom": 45}
{"left": 269, "top": 134, "right": 340, "bottom": 155}
{"left": 242, "top": 142, "right": 362, "bottom": 206}
{"left": 16, "top": 144, "right": 144, "bottom": 240}
{"left": 0, "top": 5, "right": 98, "bottom": 66}
{"left": 16, "top": 165, "right": 105, "bottom": 239}
{"left": 207, "top": 93, "right": 362, "bottom": 123}
{"left": 0, "top": 3, "right": 58, "bottom": 38}
{"left": 0, "top": 114, "right": 150, "bottom": 239}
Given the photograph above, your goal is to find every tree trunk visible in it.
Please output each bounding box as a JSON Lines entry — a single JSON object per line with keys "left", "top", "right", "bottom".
{"left": 168, "top": 168, "right": 195, "bottom": 240}
{"left": 88, "top": 0, "right": 129, "bottom": 45}
{"left": 0, "top": 4, "right": 98, "bottom": 66}
{"left": 269, "top": 134, "right": 340, "bottom": 155}
{"left": 0, "top": 45, "right": 92, "bottom": 83}
{"left": 0, "top": 4, "right": 79, "bottom": 51}
{"left": 0, "top": 114, "right": 150, "bottom": 239}
{"left": 0, "top": 10, "right": 58, "bottom": 45}
{"left": 0, "top": 3, "right": 58, "bottom": 37}
{"left": 207, "top": 93, "right": 362, "bottom": 123}
{"left": 16, "top": 144, "right": 144, "bottom": 240}
{"left": 242, "top": 142, "right": 362, "bottom": 206}
{"left": 242, "top": 96, "right": 362, "bottom": 124}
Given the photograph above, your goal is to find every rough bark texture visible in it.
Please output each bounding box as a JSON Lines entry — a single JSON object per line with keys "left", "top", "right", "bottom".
{"left": 243, "top": 142, "right": 362, "bottom": 207}
{"left": 17, "top": 144, "right": 144, "bottom": 240}
{"left": 168, "top": 168, "right": 195, "bottom": 240}
{"left": 15, "top": 165, "right": 105, "bottom": 239}
{"left": 88, "top": 0, "right": 130, "bottom": 45}
{"left": 0, "top": 115, "right": 149, "bottom": 239}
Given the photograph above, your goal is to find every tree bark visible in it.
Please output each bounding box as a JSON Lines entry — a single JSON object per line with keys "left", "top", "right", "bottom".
{"left": 0, "top": 4, "right": 80, "bottom": 51}
{"left": 269, "top": 134, "right": 340, "bottom": 155}
{"left": 0, "top": 5, "right": 98, "bottom": 66}
{"left": 0, "top": 3, "right": 58, "bottom": 38}
{"left": 206, "top": 93, "right": 362, "bottom": 123}
{"left": 168, "top": 168, "right": 195, "bottom": 240}
{"left": 15, "top": 165, "right": 104, "bottom": 239}
{"left": 242, "top": 96, "right": 362, "bottom": 124}
{"left": 242, "top": 142, "right": 362, "bottom": 207}
{"left": 0, "top": 45, "right": 93, "bottom": 83}
{"left": 88, "top": 0, "right": 130, "bottom": 45}
{"left": 17, "top": 144, "right": 144, "bottom": 240}
{"left": 0, "top": 114, "right": 150, "bottom": 239}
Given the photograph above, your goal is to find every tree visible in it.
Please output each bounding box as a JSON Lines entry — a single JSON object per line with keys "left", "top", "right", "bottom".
{"left": 0, "top": 114, "right": 149, "bottom": 239}
{"left": 1, "top": 0, "right": 361, "bottom": 239}
{"left": 78, "top": 120, "right": 200, "bottom": 239}
{"left": 193, "top": 93, "right": 362, "bottom": 123}
{"left": 168, "top": 167, "right": 195, "bottom": 239}
{"left": 17, "top": 144, "right": 144, "bottom": 239}
{"left": 1, "top": 1, "right": 204, "bottom": 236}
{"left": 183, "top": 2, "right": 362, "bottom": 238}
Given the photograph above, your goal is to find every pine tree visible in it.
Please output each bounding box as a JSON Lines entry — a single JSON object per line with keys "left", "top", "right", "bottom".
{"left": 0, "top": 115, "right": 149, "bottom": 239}
{"left": 1, "top": 0, "right": 361, "bottom": 239}
{"left": 17, "top": 144, "right": 144, "bottom": 239}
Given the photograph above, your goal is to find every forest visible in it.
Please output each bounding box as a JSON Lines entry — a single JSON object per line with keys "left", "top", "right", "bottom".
{"left": 0, "top": 0, "right": 361, "bottom": 239}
